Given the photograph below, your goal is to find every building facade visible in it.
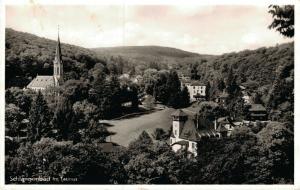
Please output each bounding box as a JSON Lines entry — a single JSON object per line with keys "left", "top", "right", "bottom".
{"left": 181, "top": 80, "right": 206, "bottom": 102}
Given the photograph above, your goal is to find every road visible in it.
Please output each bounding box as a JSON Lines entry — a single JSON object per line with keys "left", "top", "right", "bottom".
{"left": 106, "top": 108, "right": 175, "bottom": 147}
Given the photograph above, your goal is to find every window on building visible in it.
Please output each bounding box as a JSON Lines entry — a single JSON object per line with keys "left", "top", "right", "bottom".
{"left": 174, "top": 130, "right": 177, "bottom": 135}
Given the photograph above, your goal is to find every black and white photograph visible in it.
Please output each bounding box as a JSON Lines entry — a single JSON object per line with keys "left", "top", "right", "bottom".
{"left": 2, "top": 0, "right": 297, "bottom": 188}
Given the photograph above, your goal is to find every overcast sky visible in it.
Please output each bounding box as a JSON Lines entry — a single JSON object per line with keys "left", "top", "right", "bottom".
{"left": 6, "top": 5, "right": 293, "bottom": 55}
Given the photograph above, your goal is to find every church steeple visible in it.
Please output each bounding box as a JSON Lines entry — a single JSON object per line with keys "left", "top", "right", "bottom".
{"left": 53, "top": 26, "right": 63, "bottom": 86}
{"left": 55, "top": 27, "right": 62, "bottom": 63}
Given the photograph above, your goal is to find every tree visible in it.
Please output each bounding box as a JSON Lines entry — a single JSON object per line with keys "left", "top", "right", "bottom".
{"left": 5, "top": 89, "right": 15, "bottom": 104}
{"left": 52, "top": 97, "right": 77, "bottom": 141}
{"left": 205, "top": 81, "right": 211, "bottom": 100}
{"left": 28, "top": 91, "right": 52, "bottom": 142}
{"left": 257, "top": 122, "right": 294, "bottom": 183}
{"left": 179, "top": 86, "right": 190, "bottom": 108}
{"left": 5, "top": 104, "right": 26, "bottom": 138}
{"left": 166, "top": 70, "right": 181, "bottom": 107}
{"left": 128, "top": 131, "right": 153, "bottom": 156}
{"left": 82, "top": 119, "right": 111, "bottom": 143}
{"left": 197, "top": 101, "right": 226, "bottom": 120}
{"left": 144, "top": 95, "right": 155, "bottom": 110}
{"left": 268, "top": 5, "right": 294, "bottom": 38}
{"left": 152, "top": 128, "right": 168, "bottom": 141}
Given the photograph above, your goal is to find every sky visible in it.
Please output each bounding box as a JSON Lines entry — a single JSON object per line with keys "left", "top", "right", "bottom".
{"left": 6, "top": 5, "right": 293, "bottom": 55}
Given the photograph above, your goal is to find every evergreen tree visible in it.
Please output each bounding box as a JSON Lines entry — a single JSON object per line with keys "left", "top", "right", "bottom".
{"left": 166, "top": 70, "right": 181, "bottom": 107}
{"left": 179, "top": 86, "right": 190, "bottom": 108}
{"left": 217, "top": 78, "right": 226, "bottom": 92}
{"left": 52, "top": 97, "right": 77, "bottom": 141}
{"left": 28, "top": 91, "right": 52, "bottom": 142}
{"left": 205, "top": 81, "right": 211, "bottom": 100}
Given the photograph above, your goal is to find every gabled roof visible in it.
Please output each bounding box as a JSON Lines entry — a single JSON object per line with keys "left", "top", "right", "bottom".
{"left": 179, "top": 118, "right": 201, "bottom": 141}
{"left": 27, "top": 75, "right": 55, "bottom": 89}
{"left": 249, "top": 104, "right": 267, "bottom": 112}
{"left": 171, "top": 109, "right": 188, "bottom": 117}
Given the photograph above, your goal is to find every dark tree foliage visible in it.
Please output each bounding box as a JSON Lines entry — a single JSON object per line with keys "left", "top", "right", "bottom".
{"left": 268, "top": 5, "right": 294, "bottom": 38}
{"left": 5, "top": 138, "right": 128, "bottom": 184}
{"left": 28, "top": 91, "right": 52, "bottom": 142}
{"left": 152, "top": 128, "right": 168, "bottom": 141}
{"left": 190, "top": 62, "right": 200, "bottom": 80}
{"left": 52, "top": 97, "right": 77, "bottom": 141}
{"left": 205, "top": 81, "right": 211, "bottom": 100}
{"left": 82, "top": 119, "right": 111, "bottom": 143}
{"left": 128, "top": 130, "right": 153, "bottom": 156}
{"left": 179, "top": 86, "right": 190, "bottom": 108}
{"left": 166, "top": 70, "right": 181, "bottom": 107}
{"left": 192, "top": 123, "right": 293, "bottom": 184}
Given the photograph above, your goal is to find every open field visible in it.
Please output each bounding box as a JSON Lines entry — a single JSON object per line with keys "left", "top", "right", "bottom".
{"left": 106, "top": 108, "right": 175, "bottom": 147}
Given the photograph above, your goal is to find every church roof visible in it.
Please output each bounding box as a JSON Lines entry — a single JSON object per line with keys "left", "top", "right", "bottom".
{"left": 27, "top": 75, "right": 55, "bottom": 89}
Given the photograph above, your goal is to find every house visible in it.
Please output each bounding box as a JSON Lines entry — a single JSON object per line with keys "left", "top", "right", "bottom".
{"left": 240, "top": 85, "right": 252, "bottom": 105}
{"left": 26, "top": 29, "right": 63, "bottom": 91}
{"left": 170, "top": 109, "right": 219, "bottom": 157}
{"left": 248, "top": 104, "right": 267, "bottom": 121}
{"left": 214, "top": 91, "right": 229, "bottom": 106}
{"left": 216, "top": 117, "right": 239, "bottom": 137}
{"left": 181, "top": 80, "right": 206, "bottom": 102}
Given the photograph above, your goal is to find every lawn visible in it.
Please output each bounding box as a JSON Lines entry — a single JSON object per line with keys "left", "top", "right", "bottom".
{"left": 106, "top": 108, "right": 175, "bottom": 147}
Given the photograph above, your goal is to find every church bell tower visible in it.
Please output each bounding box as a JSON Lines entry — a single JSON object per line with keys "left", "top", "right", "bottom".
{"left": 53, "top": 27, "right": 63, "bottom": 87}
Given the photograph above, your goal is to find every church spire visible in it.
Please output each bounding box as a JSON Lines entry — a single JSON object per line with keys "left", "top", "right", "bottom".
{"left": 55, "top": 25, "right": 62, "bottom": 63}
{"left": 53, "top": 25, "right": 63, "bottom": 86}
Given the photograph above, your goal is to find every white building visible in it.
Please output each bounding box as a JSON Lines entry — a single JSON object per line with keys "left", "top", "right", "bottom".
{"left": 186, "top": 81, "right": 206, "bottom": 102}
{"left": 170, "top": 109, "right": 219, "bottom": 157}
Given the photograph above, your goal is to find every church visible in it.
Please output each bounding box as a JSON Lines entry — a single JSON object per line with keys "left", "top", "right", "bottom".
{"left": 26, "top": 31, "right": 64, "bottom": 91}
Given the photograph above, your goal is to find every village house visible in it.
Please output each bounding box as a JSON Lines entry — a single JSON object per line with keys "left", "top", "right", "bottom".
{"left": 216, "top": 117, "right": 241, "bottom": 137}
{"left": 214, "top": 91, "right": 229, "bottom": 106}
{"left": 170, "top": 109, "right": 219, "bottom": 157}
{"left": 26, "top": 30, "right": 64, "bottom": 91}
{"left": 248, "top": 104, "right": 267, "bottom": 121}
{"left": 240, "top": 85, "right": 252, "bottom": 105}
